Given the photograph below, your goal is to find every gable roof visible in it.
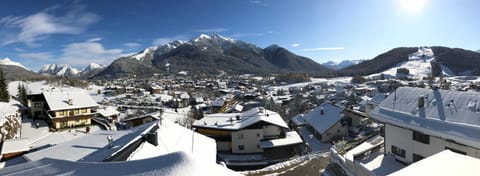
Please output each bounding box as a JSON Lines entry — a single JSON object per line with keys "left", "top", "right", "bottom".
{"left": 300, "top": 102, "right": 345, "bottom": 134}
{"left": 192, "top": 107, "right": 288, "bottom": 130}
{"left": 370, "top": 87, "right": 480, "bottom": 148}
{"left": 42, "top": 90, "right": 98, "bottom": 111}
{"left": 0, "top": 152, "right": 239, "bottom": 176}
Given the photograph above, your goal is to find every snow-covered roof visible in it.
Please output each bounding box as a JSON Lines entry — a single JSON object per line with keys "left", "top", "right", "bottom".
{"left": 42, "top": 90, "right": 98, "bottom": 111}
{"left": 0, "top": 152, "right": 239, "bottom": 176}
{"left": 97, "top": 106, "right": 120, "bottom": 117}
{"left": 367, "top": 93, "right": 386, "bottom": 106}
{"left": 128, "top": 119, "right": 217, "bottom": 164}
{"left": 390, "top": 150, "right": 480, "bottom": 176}
{"left": 259, "top": 131, "right": 303, "bottom": 148}
{"left": 0, "top": 102, "right": 18, "bottom": 119}
{"left": 1, "top": 139, "right": 30, "bottom": 155}
{"left": 23, "top": 122, "right": 156, "bottom": 162}
{"left": 299, "top": 102, "right": 345, "bottom": 134}
{"left": 370, "top": 87, "right": 480, "bottom": 149}
{"left": 211, "top": 99, "right": 225, "bottom": 107}
{"left": 193, "top": 107, "right": 289, "bottom": 130}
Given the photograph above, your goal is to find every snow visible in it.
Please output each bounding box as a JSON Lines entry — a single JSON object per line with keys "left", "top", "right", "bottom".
{"left": 270, "top": 77, "right": 352, "bottom": 92}
{"left": 359, "top": 152, "right": 405, "bottom": 176}
{"left": 367, "top": 58, "right": 434, "bottom": 80}
{"left": 370, "top": 87, "right": 480, "bottom": 149}
{"left": 345, "top": 135, "right": 384, "bottom": 161}
{"left": 299, "top": 102, "right": 345, "bottom": 134}
{"left": 130, "top": 47, "right": 154, "bottom": 61}
{"left": 298, "top": 126, "right": 332, "bottom": 153}
{"left": 82, "top": 63, "right": 104, "bottom": 72}
{"left": 259, "top": 131, "right": 303, "bottom": 148}
{"left": 42, "top": 90, "right": 98, "bottom": 111}
{"left": 0, "top": 58, "right": 30, "bottom": 70}
{"left": 128, "top": 120, "right": 217, "bottom": 164}
{"left": 38, "top": 64, "right": 80, "bottom": 76}
{"left": 193, "top": 107, "right": 289, "bottom": 130}
{"left": 97, "top": 106, "right": 120, "bottom": 117}
{"left": 389, "top": 150, "right": 480, "bottom": 176}
{"left": 0, "top": 152, "right": 240, "bottom": 176}
{"left": 23, "top": 122, "right": 156, "bottom": 162}
{"left": 240, "top": 152, "right": 329, "bottom": 175}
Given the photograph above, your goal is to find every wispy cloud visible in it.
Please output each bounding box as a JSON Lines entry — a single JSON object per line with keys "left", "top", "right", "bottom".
{"left": 152, "top": 35, "right": 187, "bottom": 46}
{"left": 0, "top": 2, "right": 100, "bottom": 46}
{"left": 249, "top": 0, "right": 262, "bottom": 4}
{"left": 57, "top": 38, "right": 127, "bottom": 67}
{"left": 291, "top": 43, "right": 300, "bottom": 47}
{"left": 301, "top": 47, "right": 345, "bottom": 51}
{"left": 86, "top": 37, "right": 102, "bottom": 43}
{"left": 123, "top": 42, "right": 142, "bottom": 48}
{"left": 18, "top": 52, "right": 54, "bottom": 61}
{"left": 194, "top": 28, "right": 229, "bottom": 33}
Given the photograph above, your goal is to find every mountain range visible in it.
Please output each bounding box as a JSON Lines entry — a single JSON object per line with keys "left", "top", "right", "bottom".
{"left": 2, "top": 34, "right": 480, "bottom": 81}
{"left": 94, "top": 34, "right": 333, "bottom": 79}
{"left": 322, "top": 60, "right": 364, "bottom": 70}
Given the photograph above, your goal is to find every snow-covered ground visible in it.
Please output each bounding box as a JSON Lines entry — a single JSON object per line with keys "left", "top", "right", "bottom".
{"left": 270, "top": 77, "right": 352, "bottom": 92}
{"left": 298, "top": 126, "right": 332, "bottom": 153}
{"left": 367, "top": 58, "right": 435, "bottom": 80}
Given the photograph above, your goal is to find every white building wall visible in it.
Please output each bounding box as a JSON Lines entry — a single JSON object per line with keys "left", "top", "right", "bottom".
{"left": 263, "top": 125, "right": 281, "bottom": 137}
{"left": 385, "top": 124, "right": 480, "bottom": 164}
{"left": 322, "top": 122, "right": 348, "bottom": 143}
{"left": 385, "top": 124, "right": 413, "bottom": 163}
{"left": 231, "top": 129, "right": 263, "bottom": 153}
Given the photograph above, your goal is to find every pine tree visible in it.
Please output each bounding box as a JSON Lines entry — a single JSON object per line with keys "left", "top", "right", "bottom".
{"left": 17, "top": 83, "right": 28, "bottom": 106}
{"left": 0, "top": 69, "right": 9, "bottom": 102}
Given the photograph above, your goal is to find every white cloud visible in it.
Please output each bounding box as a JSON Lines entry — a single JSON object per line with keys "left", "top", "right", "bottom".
{"left": 0, "top": 3, "right": 100, "bottom": 46}
{"left": 291, "top": 43, "right": 300, "bottom": 47}
{"left": 18, "top": 52, "right": 54, "bottom": 61}
{"left": 123, "top": 42, "right": 141, "bottom": 48}
{"left": 194, "top": 28, "right": 229, "bottom": 33}
{"left": 57, "top": 39, "right": 127, "bottom": 68}
{"left": 86, "top": 37, "right": 102, "bottom": 43}
{"left": 301, "top": 47, "right": 345, "bottom": 51}
{"left": 152, "top": 35, "right": 187, "bottom": 46}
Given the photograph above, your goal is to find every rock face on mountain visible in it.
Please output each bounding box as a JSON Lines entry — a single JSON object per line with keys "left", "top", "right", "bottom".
{"left": 92, "top": 34, "right": 333, "bottom": 79}
{"left": 38, "top": 64, "right": 80, "bottom": 77}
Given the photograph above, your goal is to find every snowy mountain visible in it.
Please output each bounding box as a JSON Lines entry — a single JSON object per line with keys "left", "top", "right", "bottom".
{"left": 322, "top": 60, "right": 364, "bottom": 70}
{"left": 39, "top": 64, "right": 80, "bottom": 77}
{"left": 82, "top": 63, "right": 105, "bottom": 72}
{"left": 0, "top": 58, "right": 30, "bottom": 71}
{"left": 93, "top": 33, "right": 332, "bottom": 79}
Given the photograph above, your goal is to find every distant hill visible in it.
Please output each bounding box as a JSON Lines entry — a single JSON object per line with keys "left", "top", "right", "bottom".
{"left": 0, "top": 65, "right": 43, "bottom": 81}
{"left": 337, "top": 47, "right": 418, "bottom": 76}
{"left": 338, "top": 46, "right": 480, "bottom": 77}
{"left": 92, "top": 34, "right": 333, "bottom": 79}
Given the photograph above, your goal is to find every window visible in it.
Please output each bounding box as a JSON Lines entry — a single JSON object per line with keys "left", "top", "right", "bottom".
{"left": 413, "top": 131, "right": 430, "bottom": 144}
{"left": 445, "top": 147, "right": 466, "bottom": 155}
{"left": 34, "top": 103, "right": 42, "bottom": 107}
{"left": 257, "top": 144, "right": 261, "bottom": 149}
{"left": 391, "top": 145, "right": 406, "bottom": 158}
{"left": 238, "top": 145, "right": 245, "bottom": 150}
{"left": 256, "top": 133, "right": 260, "bottom": 137}
{"left": 413, "top": 153, "right": 425, "bottom": 162}
{"left": 74, "top": 109, "right": 79, "bottom": 115}
{"left": 81, "top": 109, "right": 87, "bottom": 113}
{"left": 238, "top": 133, "right": 244, "bottom": 139}
{"left": 59, "top": 111, "right": 64, "bottom": 116}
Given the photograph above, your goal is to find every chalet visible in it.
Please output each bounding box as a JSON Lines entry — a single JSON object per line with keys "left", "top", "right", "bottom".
{"left": 292, "top": 102, "right": 348, "bottom": 143}
{"left": 193, "top": 107, "right": 302, "bottom": 165}
{"left": 371, "top": 87, "right": 480, "bottom": 164}
{"left": 27, "top": 90, "right": 98, "bottom": 130}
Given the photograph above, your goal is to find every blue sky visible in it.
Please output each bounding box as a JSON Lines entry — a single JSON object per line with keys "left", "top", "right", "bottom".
{"left": 0, "top": 0, "right": 479, "bottom": 71}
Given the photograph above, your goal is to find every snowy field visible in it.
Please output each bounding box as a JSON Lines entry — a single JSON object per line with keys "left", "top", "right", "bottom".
{"left": 270, "top": 77, "right": 352, "bottom": 91}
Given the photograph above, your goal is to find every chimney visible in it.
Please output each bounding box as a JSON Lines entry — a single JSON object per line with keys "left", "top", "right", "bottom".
{"left": 320, "top": 107, "right": 324, "bottom": 115}
{"left": 68, "top": 98, "right": 73, "bottom": 105}
{"left": 418, "top": 96, "right": 424, "bottom": 108}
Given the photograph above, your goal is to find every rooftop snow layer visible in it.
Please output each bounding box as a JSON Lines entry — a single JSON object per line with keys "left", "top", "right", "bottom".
{"left": 42, "top": 90, "right": 98, "bottom": 111}
{"left": 193, "top": 107, "right": 288, "bottom": 130}
{"left": 370, "top": 87, "right": 480, "bottom": 149}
